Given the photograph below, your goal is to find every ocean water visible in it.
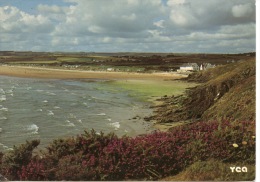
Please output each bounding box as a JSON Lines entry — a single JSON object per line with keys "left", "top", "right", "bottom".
{"left": 0, "top": 76, "right": 154, "bottom": 152}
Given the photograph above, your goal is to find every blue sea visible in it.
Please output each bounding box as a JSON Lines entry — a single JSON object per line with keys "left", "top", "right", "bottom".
{"left": 0, "top": 76, "right": 154, "bottom": 152}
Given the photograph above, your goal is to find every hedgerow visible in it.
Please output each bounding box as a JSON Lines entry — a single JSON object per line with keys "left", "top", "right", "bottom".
{"left": 0, "top": 120, "right": 255, "bottom": 181}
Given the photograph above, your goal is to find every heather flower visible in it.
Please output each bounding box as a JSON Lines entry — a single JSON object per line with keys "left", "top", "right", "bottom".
{"left": 233, "top": 143, "right": 239, "bottom": 148}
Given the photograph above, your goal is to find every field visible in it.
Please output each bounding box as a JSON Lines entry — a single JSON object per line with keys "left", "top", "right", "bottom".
{"left": 0, "top": 51, "right": 255, "bottom": 73}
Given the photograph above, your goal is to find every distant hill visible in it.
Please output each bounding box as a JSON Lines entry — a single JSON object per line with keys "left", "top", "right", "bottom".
{"left": 148, "top": 57, "right": 255, "bottom": 123}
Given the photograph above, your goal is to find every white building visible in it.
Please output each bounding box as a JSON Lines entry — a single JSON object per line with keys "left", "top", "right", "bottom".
{"left": 179, "top": 66, "right": 194, "bottom": 71}
{"left": 107, "top": 68, "right": 114, "bottom": 71}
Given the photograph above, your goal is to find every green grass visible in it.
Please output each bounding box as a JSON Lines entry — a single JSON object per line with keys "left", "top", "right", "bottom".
{"left": 163, "top": 160, "right": 255, "bottom": 181}
{"left": 107, "top": 80, "right": 197, "bottom": 102}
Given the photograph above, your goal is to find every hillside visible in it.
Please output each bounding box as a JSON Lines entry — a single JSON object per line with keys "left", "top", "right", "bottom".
{"left": 0, "top": 57, "right": 255, "bottom": 181}
{"left": 147, "top": 57, "right": 255, "bottom": 123}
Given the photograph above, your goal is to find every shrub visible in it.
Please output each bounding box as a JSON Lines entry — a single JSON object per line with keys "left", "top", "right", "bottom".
{"left": 0, "top": 140, "right": 40, "bottom": 180}
{"left": 0, "top": 120, "right": 255, "bottom": 181}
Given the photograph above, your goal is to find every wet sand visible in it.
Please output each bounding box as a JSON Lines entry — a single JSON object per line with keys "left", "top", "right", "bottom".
{"left": 0, "top": 65, "right": 185, "bottom": 81}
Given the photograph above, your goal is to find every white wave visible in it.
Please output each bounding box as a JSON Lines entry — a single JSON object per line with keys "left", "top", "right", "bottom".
{"left": 46, "top": 92, "right": 56, "bottom": 96}
{"left": 97, "top": 113, "right": 106, "bottom": 116}
{"left": 106, "top": 118, "right": 112, "bottom": 122}
{"left": 77, "top": 119, "right": 82, "bottom": 123}
{"left": 47, "top": 110, "right": 54, "bottom": 116}
{"left": 0, "top": 107, "right": 8, "bottom": 111}
{"left": 83, "top": 102, "right": 88, "bottom": 106}
{"left": 27, "top": 87, "right": 32, "bottom": 90}
{"left": 36, "top": 109, "right": 43, "bottom": 112}
{"left": 43, "top": 100, "right": 48, "bottom": 103}
{"left": 66, "top": 122, "right": 75, "bottom": 127}
{"left": 2, "top": 145, "right": 13, "bottom": 151}
{"left": 6, "top": 147, "right": 14, "bottom": 151}
{"left": 0, "top": 95, "right": 6, "bottom": 101}
{"left": 0, "top": 117, "right": 7, "bottom": 120}
{"left": 36, "top": 89, "right": 44, "bottom": 92}
{"left": 0, "top": 89, "right": 5, "bottom": 94}
{"left": 65, "top": 120, "right": 75, "bottom": 126}
{"left": 0, "top": 128, "right": 2, "bottom": 132}
{"left": 27, "top": 124, "right": 39, "bottom": 134}
{"left": 54, "top": 106, "right": 60, "bottom": 109}
{"left": 109, "top": 122, "right": 120, "bottom": 130}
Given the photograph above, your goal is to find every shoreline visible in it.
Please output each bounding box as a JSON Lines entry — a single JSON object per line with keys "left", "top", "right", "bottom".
{"left": 0, "top": 65, "right": 186, "bottom": 80}
{"left": 0, "top": 65, "right": 188, "bottom": 133}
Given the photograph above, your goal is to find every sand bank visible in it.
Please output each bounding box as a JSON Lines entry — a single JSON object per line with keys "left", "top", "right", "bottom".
{"left": 0, "top": 65, "right": 185, "bottom": 80}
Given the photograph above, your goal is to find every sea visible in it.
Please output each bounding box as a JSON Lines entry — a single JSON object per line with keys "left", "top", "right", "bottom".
{"left": 0, "top": 76, "right": 155, "bottom": 152}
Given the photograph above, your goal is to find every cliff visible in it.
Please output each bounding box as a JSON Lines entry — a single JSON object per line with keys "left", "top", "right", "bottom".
{"left": 147, "top": 57, "right": 255, "bottom": 123}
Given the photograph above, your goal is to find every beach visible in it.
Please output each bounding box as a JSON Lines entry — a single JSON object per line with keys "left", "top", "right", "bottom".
{"left": 0, "top": 65, "right": 185, "bottom": 80}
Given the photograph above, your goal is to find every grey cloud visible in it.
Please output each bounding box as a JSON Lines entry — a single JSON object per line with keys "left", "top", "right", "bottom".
{"left": 167, "top": 0, "right": 255, "bottom": 30}
{"left": 0, "top": 0, "right": 256, "bottom": 53}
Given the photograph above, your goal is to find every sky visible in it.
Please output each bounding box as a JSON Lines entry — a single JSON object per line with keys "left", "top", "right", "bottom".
{"left": 0, "top": 0, "right": 257, "bottom": 53}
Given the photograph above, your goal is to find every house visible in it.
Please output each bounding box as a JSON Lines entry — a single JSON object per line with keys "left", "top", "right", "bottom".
{"left": 177, "top": 63, "right": 199, "bottom": 72}
{"left": 107, "top": 68, "right": 114, "bottom": 71}
{"left": 200, "top": 63, "right": 216, "bottom": 70}
{"left": 177, "top": 63, "right": 215, "bottom": 73}
{"left": 179, "top": 65, "right": 194, "bottom": 71}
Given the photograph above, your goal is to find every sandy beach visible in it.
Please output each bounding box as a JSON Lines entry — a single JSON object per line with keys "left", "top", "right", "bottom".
{"left": 0, "top": 65, "right": 185, "bottom": 80}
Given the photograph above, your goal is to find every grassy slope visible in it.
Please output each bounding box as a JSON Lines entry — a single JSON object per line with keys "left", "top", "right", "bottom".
{"left": 108, "top": 80, "right": 197, "bottom": 102}
{"left": 162, "top": 160, "right": 255, "bottom": 181}
{"left": 160, "top": 58, "right": 256, "bottom": 181}
{"left": 149, "top": 57, "right": 255, "bottom": 123}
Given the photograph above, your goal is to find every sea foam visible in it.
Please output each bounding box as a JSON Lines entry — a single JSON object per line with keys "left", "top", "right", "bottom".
{"left": 47, "top": 110, "right": 54, "bottom": 116}
{"left": 27, "top": 124, "right": 39, "bottom": 134}
{"left": 0, "top": 107, "right": 8, "bottom": 111}
{"left": 109, "top": 122, "right": 120, "bottom": 130}
{"left": 97, "top": 113, "right": 106, "bottom": 116}
{"left": 0, "top": 95, "right": 6, "bottom": 102}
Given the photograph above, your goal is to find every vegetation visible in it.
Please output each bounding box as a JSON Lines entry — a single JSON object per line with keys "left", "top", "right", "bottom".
{"left": 163, "top": 160, "right": 255, "bottom": 181}
{"left": 0, "top": 119, "right": 255, "bottom": 181}
{"left": 0, "top": 51, "right": 255, "bottom": 73}
{"left": 147, "top": 58, "right": 255, "bottom": 122}
{"left": 0, "top": 53, "right": 255, "bottom": 180}
{"left": 107, "top": 80, "right": 197, "bottom": 102}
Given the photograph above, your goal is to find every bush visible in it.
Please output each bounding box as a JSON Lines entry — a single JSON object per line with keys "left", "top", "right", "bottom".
{"left": 0, "top": 120, "right": 255, "bottom": 181}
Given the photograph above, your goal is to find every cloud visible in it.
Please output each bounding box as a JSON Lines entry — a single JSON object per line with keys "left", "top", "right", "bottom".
{"left": 55, "top": 0, "right": 164, "bottom": 36}
{"left": 0, "top": 6, "right": 53, "bottom": 33}
{"left": 0, "top": 0, "right": 256, "bottom": 53}
{"left": 232, "top": 3, "right": 254, "bottom": 18}
{"left": 167, "top": 0, "right": 255, "bottom": 30}
{"left": 0, "top": 5, "right": 54, "bottom": 51}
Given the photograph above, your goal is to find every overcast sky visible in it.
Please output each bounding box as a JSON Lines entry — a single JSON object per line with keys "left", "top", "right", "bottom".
{"left": 0, "top": 0, "right": 256, "bottom": 53}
